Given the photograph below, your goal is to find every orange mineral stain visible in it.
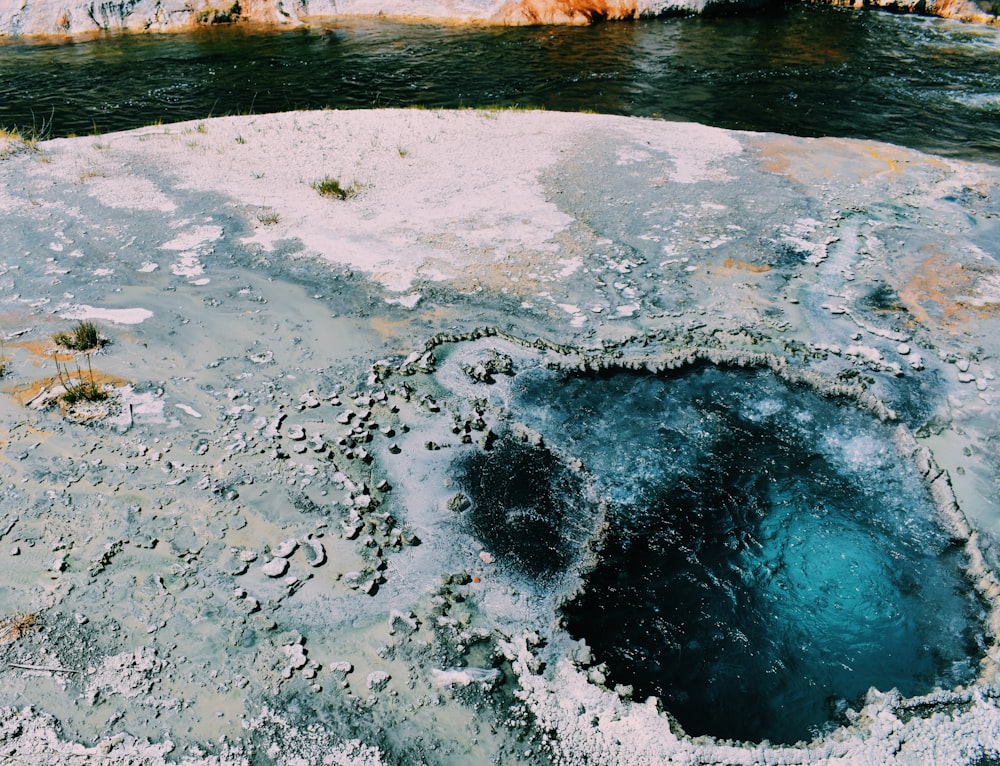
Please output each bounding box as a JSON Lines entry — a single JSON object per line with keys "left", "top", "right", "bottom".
{"left": 493, "top": 0, "right": 639, "bottom": 24}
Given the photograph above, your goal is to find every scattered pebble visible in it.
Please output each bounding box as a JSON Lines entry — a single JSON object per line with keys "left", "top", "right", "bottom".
{"left": 261, "top": 557, "right": 289, "bottom": 577}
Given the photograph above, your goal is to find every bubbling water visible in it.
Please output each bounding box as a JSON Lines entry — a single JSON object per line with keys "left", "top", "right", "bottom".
{"left": 464, "top": 365, "right": 986, "bottom": 745}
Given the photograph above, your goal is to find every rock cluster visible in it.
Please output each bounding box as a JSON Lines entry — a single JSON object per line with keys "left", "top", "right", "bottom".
{"left": 0, "top": 0, "right": 994, "bottom": 38}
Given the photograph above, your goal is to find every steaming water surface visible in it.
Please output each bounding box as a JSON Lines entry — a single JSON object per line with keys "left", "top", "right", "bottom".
{"left": 477, "top": 366, "right": 987, "bottom": 745}
{"left": 1, "top": 6, "right": 999, "bottom": 163}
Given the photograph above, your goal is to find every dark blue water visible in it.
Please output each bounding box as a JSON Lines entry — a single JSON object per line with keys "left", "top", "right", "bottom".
{"left": 1, "top": 6, "right": 999, "bottom": 162}
{"left": 465, "top": 366, "right": 984, "bottom": 745}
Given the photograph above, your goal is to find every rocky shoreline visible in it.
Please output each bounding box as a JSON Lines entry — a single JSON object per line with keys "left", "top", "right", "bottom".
{"left": 0, "top": 0, "right": 996, "bottom": 41}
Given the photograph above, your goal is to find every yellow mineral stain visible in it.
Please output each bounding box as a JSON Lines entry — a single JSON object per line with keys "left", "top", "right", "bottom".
{"left": 755, "top": 136, "right": 948, "bottom": 187}
{"left": 722, "top": 258, "right": 772, "bottom": 273}
{"left": 896, "top": 250, "right": 1000, "bottom": 331}
{"left": 10, "top": 371, "right": 128, "bottom": 408}
{"left": 6, "top": 339, "right": 73, "bottom": 366}
{"left": 10, "top": 378, "right": 57, "bottom": 407}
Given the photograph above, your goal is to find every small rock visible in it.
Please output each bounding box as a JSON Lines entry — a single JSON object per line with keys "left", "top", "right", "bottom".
{"left": 389, "top": 610, "right": 419, "bottom": 635}
{"left": 273, "top": 539, "right": 298, "bottom": 558}
{"left": 284, "top": 644, "right": 308, "bottom": 669}
{"left": 366, "top": 671, "right": 391, "bottom": 692}
{"left": 329, "top": 661, "right": 354, "bottom": 678}
{"left": 341, "top": 520, "right": 363, "bottom": 539}
{"left": 262, "top": 557, "right": 289, "bottom": 577}
{"left": 302, "top": 538, "right": 326, "bottom": 567}
{"left": 300, "top": 393, "right": 321, "bottom": 408}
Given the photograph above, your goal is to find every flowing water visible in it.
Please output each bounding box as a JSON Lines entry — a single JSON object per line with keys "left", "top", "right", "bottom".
{"left": 1, "top": 6, "right": 999, "bottom": 163}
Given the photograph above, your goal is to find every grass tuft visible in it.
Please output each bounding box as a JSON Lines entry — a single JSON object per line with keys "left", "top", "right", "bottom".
{"left": 0, "top": 126, "right": 43, "bottom": 159}
{"left": 257, "top": 209, "right": 280, "bottom": 225}
{"left": 53, "top": 320, "right": 105, "bottom": 351}
{"left": 55, "top": 354, "right": 108, "bottom": 405}
{"left": 312, "top": 176, "right": 359, "bottom": 201}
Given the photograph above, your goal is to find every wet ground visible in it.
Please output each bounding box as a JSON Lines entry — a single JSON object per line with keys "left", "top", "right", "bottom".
{"left": 1, "top": 109, "right": 999, "bottom": 764}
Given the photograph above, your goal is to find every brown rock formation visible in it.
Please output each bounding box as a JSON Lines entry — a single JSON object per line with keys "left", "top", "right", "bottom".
{"left": 492, "top": 0, "right": 640, "bottom": 24}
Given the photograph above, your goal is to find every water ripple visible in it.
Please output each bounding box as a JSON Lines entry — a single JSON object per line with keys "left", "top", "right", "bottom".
{"left": 0, "top": 7, "right": 998, "bottom": 162}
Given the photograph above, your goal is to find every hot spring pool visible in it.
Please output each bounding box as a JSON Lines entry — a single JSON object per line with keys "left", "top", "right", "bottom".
{"left": 456, "top": 364, "right": 986, "bottom": 744}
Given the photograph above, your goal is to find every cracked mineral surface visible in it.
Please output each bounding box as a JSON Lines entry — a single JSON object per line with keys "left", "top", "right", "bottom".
{"left": 1, "top": 109, "right": 999, "bottom": 764}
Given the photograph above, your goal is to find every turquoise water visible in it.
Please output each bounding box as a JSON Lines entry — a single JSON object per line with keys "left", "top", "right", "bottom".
{"left": 1, "top": 6, "right": 999, "bottom": 162}
{"left": 471, "top": 366, "right": 986, "bottom": 744}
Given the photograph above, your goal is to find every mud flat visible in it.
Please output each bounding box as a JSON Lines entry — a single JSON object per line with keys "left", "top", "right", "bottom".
{"left": 1, "top": 109, "right": 1000, "bottom": 764}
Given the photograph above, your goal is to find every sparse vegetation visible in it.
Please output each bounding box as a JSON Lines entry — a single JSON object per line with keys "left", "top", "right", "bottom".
{"left": 0, "top": 127, "right": 40, "bottom": 159}
{"left": 54, "top": 354, "right": 108, "bottom": 405}
{"left": 194, "top": 1, "right": 241, "bottom": 24}
{"left": 312, "top": 176, "right": 360, "bottom": 200}
{"left": 257, "top": 209, "right": 281, "bottom": 225}
{"left": 235, "top": 134, "right": 246, "bottom": 144}
{"left": 397, "top": 146, "right": 409, "bottom": 158}
{"left": 0, "top": 612, "right": 38, "bottom": 643}
{"left": 53, "top": 320, "right": 105, "bottom": 351}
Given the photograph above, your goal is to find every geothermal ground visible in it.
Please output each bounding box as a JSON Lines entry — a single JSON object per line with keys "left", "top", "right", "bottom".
{"left": 1, "top": 109, "right": 1000, "bottom": 764}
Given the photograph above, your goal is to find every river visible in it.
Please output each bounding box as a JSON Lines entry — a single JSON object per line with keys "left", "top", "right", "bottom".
{"left": 1, "top": 5, "right": 999, "bottom": 163}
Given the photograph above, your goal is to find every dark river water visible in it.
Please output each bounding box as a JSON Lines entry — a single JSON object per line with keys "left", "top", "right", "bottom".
{"left": 1, "top": 6, "right": 999, "bottom": 162}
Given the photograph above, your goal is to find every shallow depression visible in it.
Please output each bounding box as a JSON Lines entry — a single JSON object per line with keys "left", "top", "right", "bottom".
{"left": 488, "top": 366, "right": 987, "bottom": 745}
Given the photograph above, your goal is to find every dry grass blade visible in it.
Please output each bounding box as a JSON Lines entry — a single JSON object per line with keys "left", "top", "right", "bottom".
{"left": 54, "top": 353, "right": 108, "bottom": 404}
{"left": 0, "top": 613, "right": 38, "bottom": 643}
